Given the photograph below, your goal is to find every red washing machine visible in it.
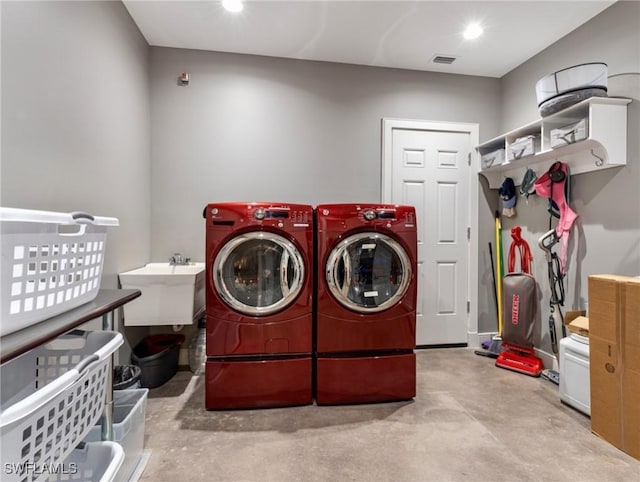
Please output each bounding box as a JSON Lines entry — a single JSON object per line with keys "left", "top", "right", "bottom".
{"left": 315, "top": 204, "right": 417, "bottom": 405}
{"left": 204, "top": 202, "right": 313, "bottom": 409}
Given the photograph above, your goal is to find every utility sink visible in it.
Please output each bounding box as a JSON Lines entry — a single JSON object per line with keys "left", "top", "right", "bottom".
{"left": 119, "top": 262, "right": 205, "bottom": 326}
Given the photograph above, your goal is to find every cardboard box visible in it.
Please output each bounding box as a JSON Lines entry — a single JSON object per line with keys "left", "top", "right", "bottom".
{"left": 588, "top": 274, "right": 640, "bottom": 460}
{"left": 564, "top": 310, "right": 586, "bottom": 324}
{"left": 564, "top": 310, "right": 588, "bottom": 336}
{"left": 568, "top": 316, "right": 589, "bottom": 337}
{"left": 622, "top": 279, "right": 640, "bottom": 459}
{"left": 624, "top": 279, "right": 640, "bottom": 372}
{"left": 588, "top": 274, "right": 627, "bottom": 342}
{"left": 623, "top": 369, "right": 640, "bottom": 460}
{"left": 589, "top": 335, "right": 623, "bottom": 447}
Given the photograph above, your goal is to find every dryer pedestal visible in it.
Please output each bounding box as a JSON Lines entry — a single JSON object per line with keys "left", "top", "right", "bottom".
{"left": 206, "top": 357, "right": 312, "bottom": 410}
{"left": 316, "top": 352, "right": 416, "bottom": 405}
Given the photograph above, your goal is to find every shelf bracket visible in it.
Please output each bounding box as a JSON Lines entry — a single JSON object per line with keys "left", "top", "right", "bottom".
{"left": 591, "top": 149, "right": 604, "bottom": 167}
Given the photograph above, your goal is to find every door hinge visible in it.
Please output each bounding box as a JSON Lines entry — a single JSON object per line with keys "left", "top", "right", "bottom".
{"left": 468, "top": 152, "right": 471, "bottom": 166}
{"left": 467, "top": 301, "right": 470, "bottom": 313}
{"left": 467, "top": 226, "right": 471, "bottom": 240}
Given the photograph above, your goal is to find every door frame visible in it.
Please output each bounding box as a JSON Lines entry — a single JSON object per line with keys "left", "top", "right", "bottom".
{"left": 381, "top": 118, "right": 480, "bottom": 347}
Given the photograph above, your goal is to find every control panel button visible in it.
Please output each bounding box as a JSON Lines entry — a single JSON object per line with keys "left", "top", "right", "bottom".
{"left": 254, "top": 208, "right": 266, "bottom": 220}
{"left": 363, "top": 210, "right": 376, "bottom": 221}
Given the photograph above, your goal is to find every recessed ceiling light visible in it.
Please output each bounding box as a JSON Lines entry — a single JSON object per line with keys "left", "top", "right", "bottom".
{"left": 222, "top": 0, "right": 244, "bottom": 13}
{"left": 463, "top": 23, "right": 483, "bottom": 40}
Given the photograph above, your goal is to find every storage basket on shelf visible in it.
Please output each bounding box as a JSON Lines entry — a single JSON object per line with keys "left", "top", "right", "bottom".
{"left": 0, "top": 330, "right": 123, "bottom": 482}
{"left": 550, "top": 118, "right": 588, "bottom": 148}
{"left": 507, "top": 135, "right": 540, "bottom": 161}
{"left": 0, "top": 207, "right": 119, "bottom": 337}
{"left": 481, "top": 148, "right": 505, "bottom": 169}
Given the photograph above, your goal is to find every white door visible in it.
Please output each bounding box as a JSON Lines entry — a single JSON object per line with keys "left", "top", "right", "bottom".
{"left": 382, "top": 120, "right": 478, "bottom": 346}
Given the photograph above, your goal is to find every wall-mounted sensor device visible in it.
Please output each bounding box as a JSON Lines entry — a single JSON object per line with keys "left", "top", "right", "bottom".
{"left": 178, "top": 72, "right": 190, "bottom": 86}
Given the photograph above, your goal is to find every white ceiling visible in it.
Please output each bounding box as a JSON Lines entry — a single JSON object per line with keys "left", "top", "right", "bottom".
{"left": 123, "top": 0, "right": 616, "bottom": 78}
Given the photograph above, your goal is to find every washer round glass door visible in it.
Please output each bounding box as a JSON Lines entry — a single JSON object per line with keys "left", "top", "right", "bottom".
{"left": 213, "top": 232, "right": 305, "bottom": 316}
{"left": 326, "top": 232, "right": 412, "bottom": 313}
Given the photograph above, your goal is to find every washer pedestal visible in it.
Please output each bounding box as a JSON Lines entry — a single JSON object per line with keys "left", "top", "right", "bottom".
{"left": 315, "top": 352, "right": 415, "bottom": 405}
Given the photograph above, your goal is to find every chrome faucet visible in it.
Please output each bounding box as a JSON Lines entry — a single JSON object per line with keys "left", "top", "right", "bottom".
{"left": 169, "top": 253, "right": 191, "bottom": 265}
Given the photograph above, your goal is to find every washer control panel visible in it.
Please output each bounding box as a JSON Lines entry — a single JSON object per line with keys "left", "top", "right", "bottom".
{"left": 316, "top": 204, "right": 416, "bottom": 232}
{"left": 207, "top": 203, "right": 312, "bottom": 228}
{"left": 363, "top": 209, "right": 376, "bottom": 221}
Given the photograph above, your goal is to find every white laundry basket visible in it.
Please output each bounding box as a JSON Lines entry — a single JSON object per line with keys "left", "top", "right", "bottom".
{"left": 0, "top": 330, "right": 123, "bottom": 482}
{"left": 0, "top": 208, "right": 119, "bottom": 336}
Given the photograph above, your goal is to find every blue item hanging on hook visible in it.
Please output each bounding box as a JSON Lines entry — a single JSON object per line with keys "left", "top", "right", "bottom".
{"left": 499, "top": 177, "right": 517, "bottom": 217}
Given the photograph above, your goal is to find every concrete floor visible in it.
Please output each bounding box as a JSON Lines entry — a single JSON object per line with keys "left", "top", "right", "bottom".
{"left": 138, "top": 348, "right": 640, "bottom": 482}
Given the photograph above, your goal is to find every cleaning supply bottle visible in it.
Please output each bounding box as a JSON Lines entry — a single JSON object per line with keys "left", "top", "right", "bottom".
{"left": 188, "top": 317, "right": 206, "bottom": 375}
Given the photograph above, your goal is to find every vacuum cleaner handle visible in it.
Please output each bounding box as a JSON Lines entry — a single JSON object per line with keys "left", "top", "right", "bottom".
{"left": 549, "top": 314, "right": 558, "bottom": 358}
{"left": 538, "top": 229, "right": 559, "bottom": 261}
{"left": 549, "top": 308, "right": 565, "bottom": 359}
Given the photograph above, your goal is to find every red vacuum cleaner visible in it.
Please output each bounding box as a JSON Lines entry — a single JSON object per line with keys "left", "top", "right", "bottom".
{"left": 495, "top": 226, "right": 544, "bottom": 377}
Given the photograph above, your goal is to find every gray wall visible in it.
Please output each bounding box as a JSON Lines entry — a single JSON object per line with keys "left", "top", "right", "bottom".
{"left": 489, "top": 1, "right": 640, "bottom": 357}
{"left": 1, "top": 1, "right": 151, "bottom": 289}
{"left": 501, "top": 0, "right": 639, "bottom": 129}
{"left": 6, "top": 1, "right": 635, "bottom": 357}
{"left": 149, "top": 48, "right": 501, "bottom": 264}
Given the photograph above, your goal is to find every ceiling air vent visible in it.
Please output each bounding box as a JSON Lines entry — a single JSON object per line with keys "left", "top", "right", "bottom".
{"left": 432, "top": 55, "right": 457, "bottom": 65}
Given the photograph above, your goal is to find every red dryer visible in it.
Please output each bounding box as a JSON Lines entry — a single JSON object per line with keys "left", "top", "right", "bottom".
{"left": 204, "top": 202, "right": 313, "bottom": 409}
{"left": 315, "top": 204, "right": 417, "bottom": 405}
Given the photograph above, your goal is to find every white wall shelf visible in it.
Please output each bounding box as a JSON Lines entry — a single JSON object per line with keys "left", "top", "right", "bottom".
{"left": 477, "top": 97, "right": 632, "bottom": 189}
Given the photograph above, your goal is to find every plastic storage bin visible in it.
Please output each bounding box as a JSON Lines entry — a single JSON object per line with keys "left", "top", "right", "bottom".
{"left": 507, "top": 135, "right": 540, "bottom": 161}
{"left": 0, "top": 330, "right": 123, "bottom": 482}
{"left": 550, "top": 119, "right": 588, "bottom": 148}
{"left": 84, "top": 389, "right": 148, "bottom": 482}
{"left": 480, "top": 148, "right": 505, "bottom": 169}
{"left": 0, "top": 207, "right": 119, "bottom": 337}
{"left": 131, "top": 334, "right": 185, "bottom": 388}
{"left": 49, "top": 441, "right": 124, "bottom": 482}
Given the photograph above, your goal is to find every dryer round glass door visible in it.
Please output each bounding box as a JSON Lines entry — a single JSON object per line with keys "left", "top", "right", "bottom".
{"left": 326, "top": 232, "right": 412, "bottom": 313}
{"left": 213, "top": 232, "right": 305, "bottom": 316}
